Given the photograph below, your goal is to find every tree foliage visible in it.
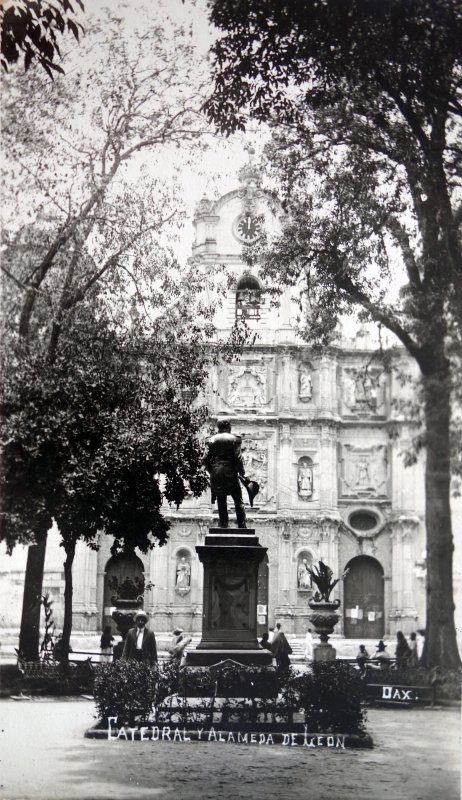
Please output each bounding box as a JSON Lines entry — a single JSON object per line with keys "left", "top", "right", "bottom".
{"left": 206, "top": 0, "right": 462, "bottom": 668}
{"left": 0, "top": 10, "right": 238, "bottom": 659}
{"left": 1, "top": 0, "right": 84, "bottom": 77}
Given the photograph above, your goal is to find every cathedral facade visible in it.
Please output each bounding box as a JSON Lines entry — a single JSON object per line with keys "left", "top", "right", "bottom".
{"left": 2, "top": 165, "right": 461, "bottom": 648}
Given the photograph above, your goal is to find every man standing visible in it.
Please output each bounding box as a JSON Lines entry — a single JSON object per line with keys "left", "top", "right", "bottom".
{"left": 202, "top": 420, "right": 247, "bottom": 529}
{"left": 122, "top": 611, "right": 157, "bottom": 666}
{"left": 271, "top": 622, "right": 292, "bottom": 669}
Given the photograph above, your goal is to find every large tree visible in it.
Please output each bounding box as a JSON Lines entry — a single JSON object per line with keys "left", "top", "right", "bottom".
{"left": 206, "top": 0, "right": 462, "bottom": 667}
{"left": 2, "top": 292, "right": 213, "bottom": 661}
{"left": 0, "top": 9, "right": 224, "bottom": 660}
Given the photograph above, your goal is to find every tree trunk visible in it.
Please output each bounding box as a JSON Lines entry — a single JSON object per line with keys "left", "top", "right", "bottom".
{"left": 18, "top": 535, "right": 47, "bottom": 660}
{"left": 61, "top": 540, "right": 76, "bottom": 666}
{"left": 421, "top": 360, "right": 461, "bottom": 669}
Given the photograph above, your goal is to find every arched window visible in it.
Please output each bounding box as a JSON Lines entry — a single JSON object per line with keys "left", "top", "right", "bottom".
{"left": 236, "top": 274, "right": 262, "bottom": 319}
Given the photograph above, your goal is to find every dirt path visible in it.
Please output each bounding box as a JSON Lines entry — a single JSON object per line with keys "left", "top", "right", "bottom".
{"left": 0, "top": 700, "right": 459, "bottom": 800}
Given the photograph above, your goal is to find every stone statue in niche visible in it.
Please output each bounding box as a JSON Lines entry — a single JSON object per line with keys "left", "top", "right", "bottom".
{"left": 297, "top": 557, "right": 312, "bottom": 590}
{"left": 298, "top": 366, "right": 313, "bottom": 401}
{"left": 297, "top": 459, "right": 313, "bottom": 499}
{"left": 354, "top": 372, "right": 377, "bottom": 409}
{"left": 175, "top": 556, "right": 191, "bottom": 591}
{"left": 341, "top": 444, "right": 388, "bottom": 497}
{"left": 355, "top": 459, "right": 371, "bottom": 488}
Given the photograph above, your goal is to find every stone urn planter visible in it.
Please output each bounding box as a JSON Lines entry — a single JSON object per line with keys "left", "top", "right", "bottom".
{"left": 308, "top": 598, "right": 341, "bottom": 662}
{"left": 306, "top": 561, "right": 346, "bottom": 662}
{"left": 109, "top": 577, "right": 146, "bottom": 659}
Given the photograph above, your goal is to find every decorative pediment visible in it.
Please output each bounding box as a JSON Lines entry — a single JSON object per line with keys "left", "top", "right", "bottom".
{"left": 228, "top": 365, "right": 267, "bottom": 408}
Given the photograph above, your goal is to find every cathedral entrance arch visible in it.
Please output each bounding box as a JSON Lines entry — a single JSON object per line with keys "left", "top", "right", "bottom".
{"left": 103, "top": 552, "right": 145, "bottom": 631}
{"left": 343, "top": 556, "right": 384, "bottom": 639}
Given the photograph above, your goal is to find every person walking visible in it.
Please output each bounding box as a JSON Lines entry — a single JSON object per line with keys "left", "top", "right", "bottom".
{"left": 100, "top": 626, "right": 114, "bottom": 663}
{"left": 304, "top": 628, "right": 314, "bottom": 661}
{"left": 122, "top": 611, "right": 157, "bottom": 667}
{"left": 408, "top": 632, "right": 419, "bottom": 667}
{"left": 395, "top": 631, "right": 411, "bottom": 668}
{"left": 271, "top": 622, "right": 292, "bottom": 669}
{"left": 356, "top": 644, "right": 369, "bottom": 676}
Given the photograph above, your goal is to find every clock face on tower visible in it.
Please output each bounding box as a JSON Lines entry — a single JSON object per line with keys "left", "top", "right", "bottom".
{"left": 234, "top": 214, "right": 262, "bottom": 243}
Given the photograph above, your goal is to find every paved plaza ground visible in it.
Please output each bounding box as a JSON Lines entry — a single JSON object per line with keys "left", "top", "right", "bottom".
{"left": 0, "top": 699, "right": 459, "bottom": 800}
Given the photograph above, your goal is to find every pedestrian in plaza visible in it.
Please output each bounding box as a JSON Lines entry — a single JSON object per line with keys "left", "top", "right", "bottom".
{"left": 416, "top": 628, "right": 425, "bottom": 660}
{"left": 271, "top": 623, "right": 292, "bottom": 669}
{"left": 373, "top": 640, "right": 391, "bottom": 668}
{"left": 168, "top": 628, "right": 192, "bottom": 665}
{"left": 304, "top": 627, "right": 314, "bottom": 661}
{"left": 408, "top": 632, "right": 419, "bottom": 667}
{"left": 268, "top": 627, "right": 275, "bottom": 644}
{"left": 356, "top": 644, "right": 369, "bottom": 676}
{"left": 395, "top": 630, "right": 411, "bottom": 668}
{"left": 259, "top": 632, "right": 272, "bottom": 651}
{"left": 122, "top": 611, "right": 157, "bottom": 666}
{"left": 100, "top": 626, "right": 114, "bottom": 663}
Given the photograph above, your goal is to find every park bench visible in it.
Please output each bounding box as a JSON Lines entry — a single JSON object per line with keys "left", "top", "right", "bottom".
{"left": 17, "top": 658, "right": 62, "bottom": 681}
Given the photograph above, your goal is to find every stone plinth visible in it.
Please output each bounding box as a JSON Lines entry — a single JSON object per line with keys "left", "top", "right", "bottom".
{"left": 313, "top": 643, "right": 336, "bottom": 662}
{"left": 185, "top": 528, "right": 272, "bottom": 667}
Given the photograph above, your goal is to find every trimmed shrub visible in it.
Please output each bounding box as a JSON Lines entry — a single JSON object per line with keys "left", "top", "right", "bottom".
{"left": 93, "top": 659, "right": 368, "bottom": 733}
{"left": 294, "top": 661, "right": 367, "bottom": 734}
{"left": 94, "top": 660, "right": 158, "bottom": 725}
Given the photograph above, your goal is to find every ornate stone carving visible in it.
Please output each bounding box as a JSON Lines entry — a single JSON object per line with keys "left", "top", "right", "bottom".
{"left": 342, "top": 368, "right": 386, "bottom": 416}
{"left": 389, "top": 515, "right": 419, "bottom": 542}
{"left": 176, "top": 527, "right": 192, "bottom": 539}
{"left": 280, "top": 423, "right": 291, "bottom": 443}
{"left": 228, "top": 366, "right": 267, "bottom": 408}
{"left": 241, "top": 437, "right": 269, "bottom": 502}
{"left": 197, "top": 521, "right": 208, "bottom": 542}
{"left": 340, "top": 444, "right": 388, "bottom": 498}
{"left": 195, "top": 195, "right": 213, "bottom": 217}
{"left": 238, "top": 146, "right": 263, "bottom": 212}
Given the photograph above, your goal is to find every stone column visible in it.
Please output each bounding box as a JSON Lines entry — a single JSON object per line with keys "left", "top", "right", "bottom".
{"left": 389, "top": 517, "right": 419, "bottom": 634}
{"left": 319, "top": 424, "right": 337, "bottom": 509}
{"left": 278, "top": 423, "right": 293, "bottom": 511}
{"left": 73, "top": 540, "right": 98, "bottom": 632}
{"left": 275, "top": 520, "right": 293, "bottom": 623}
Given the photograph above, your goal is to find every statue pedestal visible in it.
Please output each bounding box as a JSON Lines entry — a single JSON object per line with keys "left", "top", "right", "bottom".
{"left": 185, "top": 528, "right": 272, "bottom": 667}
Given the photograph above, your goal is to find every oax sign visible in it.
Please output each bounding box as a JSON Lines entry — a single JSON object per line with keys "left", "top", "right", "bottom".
{"left": 367, "top": 683, "right": 435, "bottom": 705}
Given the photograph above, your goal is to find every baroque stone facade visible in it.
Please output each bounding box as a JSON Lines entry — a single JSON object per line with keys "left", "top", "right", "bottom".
{"left": 1, "top": 165, "right": 462, "bottom": 646}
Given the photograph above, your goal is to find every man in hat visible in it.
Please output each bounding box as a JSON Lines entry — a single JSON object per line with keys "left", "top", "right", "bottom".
{"left": 373, "top": 639, "right": 391, "bottom": 669}
{"left": 202, "top": 420, "right": 248, "bottom": 528}
{"left": 122, "top": 611, "right": 157, "bottom": 666}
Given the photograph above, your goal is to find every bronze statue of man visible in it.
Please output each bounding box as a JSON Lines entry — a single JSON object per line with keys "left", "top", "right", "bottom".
{"left": 202, "top": 420, "right": 247, "bottom": 528}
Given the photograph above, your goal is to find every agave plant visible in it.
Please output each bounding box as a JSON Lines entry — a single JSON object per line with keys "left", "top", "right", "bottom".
{"left": 307, "top": 561, "right": 347, "bottom": 603}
